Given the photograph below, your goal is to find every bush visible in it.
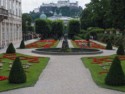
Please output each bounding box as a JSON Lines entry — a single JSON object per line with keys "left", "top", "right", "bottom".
{"left": 87, "top": 27, "right": 104, "bottom": 33}
{"left": 68, "top": 20, "right": 80, "bottom": 39}
{"left": 9, "top": 57, "right": 26, "bottom": 84}
{"left": 117, "top": 44, "right": 125, "bottom": 55}
{"left": 106, "top": 40, "right": 113, "bottom": 50}
{"left": 85, "top": 33, "right": 90, "bottom": 41}
{"left": 19, "top": 40, "right": 25, "bottom": 49}
{"left": 74, "top": 36, "right": 82, "bottom": 40}
{"left": 105, "top": 56, "right": 125, "bottom": 86}
{"left": 6, "top": 43, "right": 16, "bottom": 54}
{"left": 51, "top": 20, "right": 64, "bottom": 39}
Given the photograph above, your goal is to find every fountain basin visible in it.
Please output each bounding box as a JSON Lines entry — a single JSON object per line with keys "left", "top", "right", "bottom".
{"left": 32, "top": 48, "right": 103, "bottom": 55}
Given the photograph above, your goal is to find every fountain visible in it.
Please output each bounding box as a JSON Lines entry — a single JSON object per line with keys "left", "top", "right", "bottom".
{"left": 32, "top": 34, "right": 103, "bottom": 55}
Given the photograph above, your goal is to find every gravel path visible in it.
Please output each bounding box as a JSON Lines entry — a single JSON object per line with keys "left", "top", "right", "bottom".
{"left": 0, "top": 40, "right": 124, "bottom": 94}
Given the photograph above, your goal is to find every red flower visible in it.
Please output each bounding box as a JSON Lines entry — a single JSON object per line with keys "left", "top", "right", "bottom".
{"left": 0, "top": 76, "right": 8, "bottom": 81}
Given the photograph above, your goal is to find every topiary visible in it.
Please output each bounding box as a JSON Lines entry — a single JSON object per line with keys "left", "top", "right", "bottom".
{"left": 19, "top": 40, "right": 25, "bottom": 49}
{"left": 105, "top": 56, "right": 125, "bottom": 86}
{"left": 106, "top": 40, "right": 113, "bottom": 50}
{"left": 9, "top": 57, "right": 26, "bottom": 84}
{"left": 6, "top": 43, "right": 16, "bottom": 54}
{"left": 117, "top": 44, "right": 125, "bottom": 55}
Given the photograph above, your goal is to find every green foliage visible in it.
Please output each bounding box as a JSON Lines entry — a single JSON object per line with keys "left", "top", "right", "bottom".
{"left": 22, "top": 13, "right": 32, "bottom": 34}
{"left": 68, "top": 20, "right": 80, "bottom": 39}
{"left": 87, "top": 27, "right": 104, "bottom": 33}
{"left": 74, "top": 36, "right": 82, "bottom": 40}
{"left": 6, "top": 43, "right": 16, "bottom": 54}
{"left": 105, "top": 28, "right": 115, "bottom": 33}
{"left": 19, "top": 40, "right": 25, "bottom": 49}
{"left": 51, "top": 20, "right": 64, "bottom": 39}
{"left": 110, "top": 0, "right": 125, "bottom": 30}
{"left": 81, "top": 0, "right": 111, "bottom": 29}
{"left": 105, "top": 56, "right": 125, "bottom": 86}
{"left": 106, "top": 40, "right": 113, "bottom": 50}
{"left": 9, "top": 57, "right": 26, "bottom": 84}
{"left": 117, "top": 44, "right": 125, "bottom": 55}
{"left": 35, "top": 19, "right": 51, "bottom": 39}
{"left": 85, "top": 33, "right": 90, "bottom": 41}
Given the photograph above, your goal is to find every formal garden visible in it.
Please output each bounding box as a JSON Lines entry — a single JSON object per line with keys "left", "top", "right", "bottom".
{"left": 25, "top": 39, "right": 59, "bottom": 48}
{"left": 1, "top": 0, "right": 125, "bottom": 92}
{"left": 0, "top": 41, "right": 50, "bottom": 92}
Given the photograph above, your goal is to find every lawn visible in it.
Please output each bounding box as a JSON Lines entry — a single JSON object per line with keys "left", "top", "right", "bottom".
{"left": 0, "top": 53, "right": 49, "bottom": 92}
{"left": 72, "top": 40, "right": 105, "bottom": 49}
{"left": 26, "top": 39, "right": 59, "bottom": 48}
{"left": 82, "top": 55, "right": 125, "bottom": 92}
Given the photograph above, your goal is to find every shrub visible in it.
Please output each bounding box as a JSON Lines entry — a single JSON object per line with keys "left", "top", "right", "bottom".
{"left": 117, "top": 44, "right": 125, "bottom": 55}
{"left": 6, "top": 43, "right": 16, "bottom": 54}
{"left": 105, "top": 56, "right": 125, "bottom": 86}
{"left": 19, "top": 40, "right": 25, "bottom": 49}
{"left": 85, "top": 33, "right": 90, "bottom": 41}
{"left": 106, "top": 40, "right": 113, "bottom": 50}
{"left": 9, "top": 57, "right": 26, "bottom": 84}
{"left": 74, "top": 36, "right": 82, "bottom": 40}
{"left": 68, "top": 20, "right": 80, "bottom": 39}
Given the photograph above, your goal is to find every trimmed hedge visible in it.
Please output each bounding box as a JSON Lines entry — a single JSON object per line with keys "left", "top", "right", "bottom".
{"left": 106, "top": 40, "right": 113, "bottom": 50}
{"left": 6, "top": 43, "right": 16, "bottom": 54}
{"left": 9, "top": 57, "right": 26, "bottom": 84}
{"left": 105, "top": 56, "right": 125, "bottom": 86}
{"left": 19, "top": 40, "right": 25, "bottom": 49}
{"left": 117, "top": 44, "right": 125, "bottom": 55}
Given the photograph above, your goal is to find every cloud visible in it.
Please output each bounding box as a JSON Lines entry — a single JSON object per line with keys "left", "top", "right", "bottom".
{"left": 22, "top": 0, "right": 90, "bottom": 13}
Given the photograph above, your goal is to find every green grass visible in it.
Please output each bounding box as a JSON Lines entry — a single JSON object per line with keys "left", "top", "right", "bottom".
{"left": 81, "top": 55, "right": 125, "bottom": 92}
{"left": 0, "top": 53, "right": 49, "bottom": 92}
{"left": 71, "top": 40, "right": 78, "bottom": 48}
{"left": 51, "top": 40, "right": 59, "bottom": 48}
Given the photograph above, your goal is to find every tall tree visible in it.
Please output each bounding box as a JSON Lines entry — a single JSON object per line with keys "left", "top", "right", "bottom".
{"left": 68, "top": 20, "right": 80, "bottom": 39}
{"left": 35, "top": 19, "right": 51, "bottom": 39}
{"left": 110, "top": 0, "right": 125, "bottom": 30}
{"left": 22, "top": 13, "right": 32, "bottom": 34}
{"left": 80, "top": 0, "right": 112, "bottom": 29}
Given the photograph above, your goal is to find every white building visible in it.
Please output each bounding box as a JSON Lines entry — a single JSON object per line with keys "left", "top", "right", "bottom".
{"left": 47, "top": 12, "right": 74, "bottom": 26}
{"left": 0, "top": 0, "right": 22, "bottom": 48}
{"left": 42, "top": 0, "right": 78, "bottom": 8}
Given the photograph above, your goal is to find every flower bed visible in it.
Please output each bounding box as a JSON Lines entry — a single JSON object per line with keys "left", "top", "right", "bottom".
{"left": 82, "top": 55, "right": 125, "bottom": 92}
{"left": 73, "top": 40, "right": 105, "bottom": 49}
{"left": 2, "top": 54, "right": 40, "bottom": 63}
{"left": 0, "top": 76, "right": 8, "bottom": 81}
{"left": 26, "top": 39, "right": 58, "bottom": 48}
{"left": 0, "top": 53, "right": 49, "bottom": 92}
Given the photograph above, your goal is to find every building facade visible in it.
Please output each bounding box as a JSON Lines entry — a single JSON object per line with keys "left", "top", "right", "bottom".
{"left": 0, "top": 0, "right": 22, "bottom": 48}
{"left": 42, "top": 0, "right": 78, "bottom": 8}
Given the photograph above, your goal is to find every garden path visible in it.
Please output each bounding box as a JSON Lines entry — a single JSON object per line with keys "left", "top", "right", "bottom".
{"left": 0, "top": 40, "right": 124, "bottom": 94}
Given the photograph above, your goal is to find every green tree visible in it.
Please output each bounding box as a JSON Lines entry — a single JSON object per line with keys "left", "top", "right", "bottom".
{"left": 51, "top": 20, "right": 64, "bottom": 39}
{"left": 105, "top": 56, "right": 125, "bottom": 86}
{"left": 68, "top": 20, "right": 80, "bottom": 39}
{"left": 22, "top": 13, "right": 32, "bottom": 34}
{"left": 117, "top": 44, "right": 125, "bottom": 55}
{"left": 80, "top": 0, "right": 112, "bottom": 29}
{"left": 106, "top": 40, "right": 113, "bottom": 50}
{"left": 6, "top": 43, "right": 16, "bottom": 54}
{"left": 19, "top": 40, "right": 25, "bottom": 49}
{"left": 110, "top": 0, "right": 125, "bottom": 30}
{"left": 35, "top": 19, "right": 51, "bottom": 39}
{"left": 9, "top": 57, "right": 26, "bottom": 84}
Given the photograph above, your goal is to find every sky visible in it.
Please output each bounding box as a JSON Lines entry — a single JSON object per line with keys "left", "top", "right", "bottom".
{"left": 22, "top": 0, "right": 90, "bottom": 13}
